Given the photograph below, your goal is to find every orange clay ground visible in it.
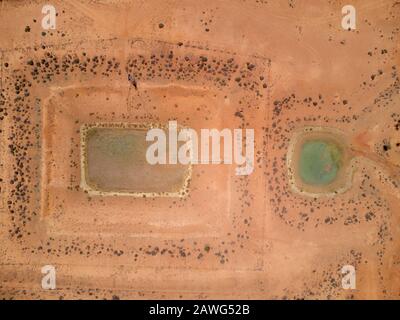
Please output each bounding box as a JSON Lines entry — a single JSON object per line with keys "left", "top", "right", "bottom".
{"left": 1, "top": 0, "right": 400, "bottom": 300}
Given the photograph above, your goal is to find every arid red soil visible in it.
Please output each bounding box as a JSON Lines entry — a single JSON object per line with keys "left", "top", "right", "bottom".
{"left": 0, "top": 0, "right": 400, "bottom": 299}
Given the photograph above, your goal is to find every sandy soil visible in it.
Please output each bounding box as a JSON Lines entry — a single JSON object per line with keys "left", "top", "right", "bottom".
{"left": 0, "top": 0, "right": 400, "bottom": 300}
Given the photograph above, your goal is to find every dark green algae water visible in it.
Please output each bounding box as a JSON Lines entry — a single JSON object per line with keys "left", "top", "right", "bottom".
{"left": 299, "top": 140, "right": 343, "bottom": 185}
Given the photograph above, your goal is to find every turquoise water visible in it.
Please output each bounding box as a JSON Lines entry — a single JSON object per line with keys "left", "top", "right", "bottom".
{"left": 299, "top": 140, "right": 342, "bottom": 185}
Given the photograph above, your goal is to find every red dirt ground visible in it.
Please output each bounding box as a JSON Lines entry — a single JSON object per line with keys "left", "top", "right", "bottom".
{"left": 0, "top": 0, "right": 400, "bottom": 299}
